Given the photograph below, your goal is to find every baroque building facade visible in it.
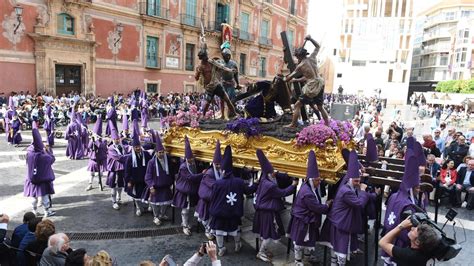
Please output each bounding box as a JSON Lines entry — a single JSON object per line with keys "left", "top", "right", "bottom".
{"left": 0, "top": 0, "right": 308, "bottom": 96}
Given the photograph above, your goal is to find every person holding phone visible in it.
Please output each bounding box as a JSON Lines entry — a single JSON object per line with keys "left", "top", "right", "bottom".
{"left": 180, "top": 241, "right": 221, "bottom": 266}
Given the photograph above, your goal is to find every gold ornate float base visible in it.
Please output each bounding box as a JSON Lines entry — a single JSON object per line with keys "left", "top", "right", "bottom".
{"left": 163, "top": 127, "right": 346, "bottom": 184}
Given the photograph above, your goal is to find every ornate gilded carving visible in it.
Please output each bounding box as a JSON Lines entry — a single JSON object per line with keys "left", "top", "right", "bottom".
{"left": 163, "top": 127, "right": 345, "bottom": 184}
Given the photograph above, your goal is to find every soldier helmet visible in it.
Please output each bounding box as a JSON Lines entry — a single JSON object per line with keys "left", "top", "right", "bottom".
{"left": 221, "top": 48, "right": 231, "bottom": 56}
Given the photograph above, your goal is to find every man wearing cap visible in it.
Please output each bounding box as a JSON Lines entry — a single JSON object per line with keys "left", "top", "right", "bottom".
{"left": 43, "top": 105, "right": 55, "bottom": 147}
{"left": 65, "top": 109, "right": 84, "bottom": 160}
{"left": 105, "top": 97, "right": 117, "bottom": 137}
{"left": 320, "top": 151, "right": 380, "bottom": 266}
{"left": 106, "top": 121, "right": 128, "bottom": 210}
{"left": 195, "top": 49, "right": 237, "bottom": 119}
{"left": 195, "top": 140, "right": 223, "bottom": 240}
{"left": 124, "top": 119, "right": 152, "bottom": 217}
{"left": 253, "top": 149, "right": 298, "bottom": 263}
{"left": 173, "top": 136, "right": 205, "bottom": 236}
{"left": 24, "top": 128, "right": 56, "bottom": 217}
{"left": 283, "top": 34, "right": 329, "bottom": 127}
{"left": 143, "top": 131, "right": 176, "bottom": 225}
{"left": 86, "top": 117, "right": 107, "bottom": 191}
{"left": 221, "top": 48, "right": 239, "bottom": 101}
{"left": 381, "top": 148, "right": 426, "bottom": 265}
{"left": 288, "top": 151, "right": 331, "bottom": 266}
{"left": 209, "top": 146, "right": 258, "bottom": 256}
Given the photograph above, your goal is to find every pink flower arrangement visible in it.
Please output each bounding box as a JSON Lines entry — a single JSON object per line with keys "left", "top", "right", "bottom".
{"left": 160, "top": 105, "right": 202, "bottom": 129}
{"left": 319, "top": 119, "right": 354, "bottom": 144}
{"left": 296, "top": 124, "right": 336, "bottom": 148}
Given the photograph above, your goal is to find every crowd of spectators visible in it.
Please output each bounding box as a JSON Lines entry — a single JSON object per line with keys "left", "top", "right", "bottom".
{"left": 351, "top": 99, "right": 474, "bottom": 209}
{"left": 0, "top": 211, "right": 222, "bottom": 265}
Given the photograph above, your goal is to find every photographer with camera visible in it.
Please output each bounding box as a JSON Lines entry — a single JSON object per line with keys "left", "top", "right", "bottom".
{"left": 379, "top": 216, "right": 440, "bottom": 266}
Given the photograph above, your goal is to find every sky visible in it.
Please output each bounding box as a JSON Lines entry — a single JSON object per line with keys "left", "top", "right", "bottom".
{"left": 306, "top": 0, "right": 442, "bottom": 56}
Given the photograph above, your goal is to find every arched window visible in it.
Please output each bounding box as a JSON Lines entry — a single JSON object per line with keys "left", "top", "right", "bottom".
{"left": 57, "top": 13, "right": 74, "bottom": 35}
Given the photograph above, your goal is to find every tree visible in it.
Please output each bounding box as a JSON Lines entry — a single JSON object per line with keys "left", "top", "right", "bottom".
{"left": 435, "top": 79, "right": 474, "bottom": 93}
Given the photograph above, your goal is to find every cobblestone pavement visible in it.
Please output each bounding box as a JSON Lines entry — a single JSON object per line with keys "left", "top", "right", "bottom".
{"left": 0, "top": 113, "right": 472, "bottom": 265}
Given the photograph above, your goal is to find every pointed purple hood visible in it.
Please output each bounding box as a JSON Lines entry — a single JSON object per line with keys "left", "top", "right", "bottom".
{"left": 122, "top": 113, "right": 129, "bottom": 131}
{"left": 93, "top": 117, "right": 103, "bottom": 136}
{"left": 109, "top": 120, "right": 119, "bottom": 140}
{"left": 341, "top": 150, "right": 360, "bottom": 184}
{"left": 366, "top": 133, "right": 378, "bottom": 162}
{"left": 184, "top": 136, "right": 193, "bottom": 159}
{"left": 213, "top": 140, "right": 222, "bottom": 164}
{"left": 399, "top": 148, "right": 419, "bottom": 195}
{"left": 342, "top": 148, "right": 350, "bottom": 165}
{"left": 76, "top": 112, "right": 83, "bottom": 125}
{"left": 70, "top": 108, "right": 76, "bottom": 123}
{"left": 46, "top": 106, "right": 52, "bottom": 118}
{"left": 132, "top": 119, "right": 140, "bottom": 138}
{"left": 154, "top": 131, "right": 165, "bottom": 152}
{"left": 256, "top": 149, "right": 274, "bottom": 175}
{"left": 132, "top": 127, "right": 140, "bottom": 146}
{"left": 32, "top": 128, "right": 44, "bottom": 152}
{"left": 306, "top": 150, "right": 320, "bottom": 179}
{"left": 141, "top": 108, "right": 148, "bottom": 128}
{"left": 406, "top": 136, "right": 415, "bottom": 150}
{"left": 221, "top": 145, "right": 233, "bottom": 174}
{"left": 32, "top": 120, "right": 38, "bottom": 129}
{"left": 414, "top": 141, "right": 426, "bottom": 167}
{"left": 108, "top": 97, "right": 115, "bottom": 107}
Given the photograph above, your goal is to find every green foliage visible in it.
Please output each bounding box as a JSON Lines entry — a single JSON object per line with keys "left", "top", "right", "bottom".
{"left": 435, "top": 79, "right": 474, "bottom": 94}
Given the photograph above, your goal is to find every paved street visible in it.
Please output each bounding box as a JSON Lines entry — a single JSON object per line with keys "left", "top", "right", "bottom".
{"left": 0, "top": 114, "right": 473, "bottom": 265}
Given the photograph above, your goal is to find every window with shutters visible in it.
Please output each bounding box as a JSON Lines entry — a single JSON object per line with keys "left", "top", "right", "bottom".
{"left": 216, "top": 3, "right": 230, "bottom": 24}
{"left": 184, "top": 0, "right": 197, "bottom": 26}
{"left": 185, "top": 44, "right": 195, "bottom": 71}
{"left": 57, "top": 13, "right": 74, "bottom": 35}
{"left": 146, "top": 36, "right": 159, "bottom": 68}
{"left": 239, "top": 53, "right": 246, "bottom": 75}
{"left": 240, "top": 12, "right": 250, "bottom": 40}
{"left": 147, "top": 0, "right": 162, "bottom": 17}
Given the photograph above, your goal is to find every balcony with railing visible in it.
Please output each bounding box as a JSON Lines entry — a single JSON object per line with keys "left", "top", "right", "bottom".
{"left": 239, "top": 30, "right": 255, "bottom": 42}
{"left": 146, "top": 57, "right": 162, "bottom": 69}
{"left": 258, "top": 36, "right": 272, "bottom": 47}
{"left": 139, "top": 2, "right": 169, "bottom": 21}
{"left": 180, "top": 14, "right": 200, "bottom": 28}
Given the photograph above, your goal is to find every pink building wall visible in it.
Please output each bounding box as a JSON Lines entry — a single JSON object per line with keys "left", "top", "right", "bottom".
{"left": 0, "top": 62, "right": 36, "bottom": 94}
{"left": 95, "top": 68, "right": 195, "bottom": 96}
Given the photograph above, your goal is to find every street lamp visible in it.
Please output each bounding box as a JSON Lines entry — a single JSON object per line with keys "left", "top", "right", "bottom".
{"left": 114, "top": 23, "right": 124, "bottom": 46}
{"left": 13, "top": 5, "right": 23, "bottom": 34}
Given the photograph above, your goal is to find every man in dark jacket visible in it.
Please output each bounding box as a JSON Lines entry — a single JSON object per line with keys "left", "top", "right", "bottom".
{"left": 455, "top": 159, "right": 474, "bottom": 209}
{"left": 448, "top": 136, "right": 469, "bottom": 168}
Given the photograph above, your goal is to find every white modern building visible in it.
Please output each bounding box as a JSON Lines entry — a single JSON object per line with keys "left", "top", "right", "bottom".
{"left": 409, "top": 0, "right": 474, "bottom": 94}
{"left": 320, "top": 0, "right": 415, "bottom": 104}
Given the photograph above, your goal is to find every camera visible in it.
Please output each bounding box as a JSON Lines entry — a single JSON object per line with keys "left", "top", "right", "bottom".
{"left": 402, "top": 208, "right": 461, "bottom": 262}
